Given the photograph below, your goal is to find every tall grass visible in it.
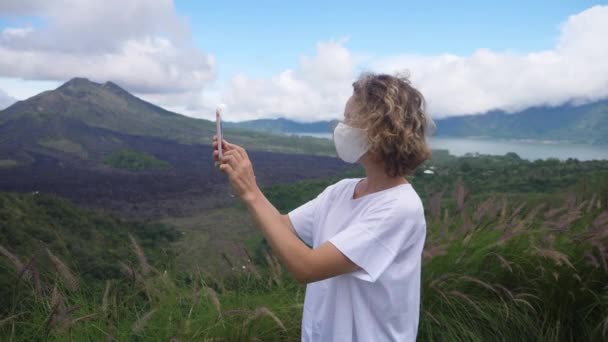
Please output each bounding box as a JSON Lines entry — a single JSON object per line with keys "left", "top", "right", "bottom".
{"left": 1, "top": 180, "right": 607, "bottom": 340}
{"left": 0, "top": 233, "right": 302, "bottom": 341}
{"left": 419, "top": 185, "right": 608, "bottom": 341}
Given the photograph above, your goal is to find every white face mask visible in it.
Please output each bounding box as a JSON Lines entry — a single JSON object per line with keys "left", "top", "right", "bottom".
{"left": 333, "top": 122, "right": 369, "bottom": 163}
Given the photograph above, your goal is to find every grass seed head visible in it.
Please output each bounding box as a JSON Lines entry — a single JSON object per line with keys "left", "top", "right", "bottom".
{"left": 46, "top": 248, "right": 79, "bottom": 291}
{"left": 129, "top": 233, "right": 151, "bottom": 276}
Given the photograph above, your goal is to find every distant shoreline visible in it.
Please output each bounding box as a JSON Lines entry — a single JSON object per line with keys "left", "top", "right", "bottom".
{"left": 430, "top": 135, "right": 605, "bottom": 146}
{"left": 285, "top": 131, "right": 604, "bottom": 146}
{"left": 285, "top": 132, "right": 608, "bottom": 161}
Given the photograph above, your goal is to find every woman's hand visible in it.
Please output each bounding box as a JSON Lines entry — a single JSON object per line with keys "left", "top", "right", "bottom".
{"left": 212, "top": 137, "right": 359, "bottom": 284}
{"left": 213, "top": 136, "right": 260, "bottom": 203}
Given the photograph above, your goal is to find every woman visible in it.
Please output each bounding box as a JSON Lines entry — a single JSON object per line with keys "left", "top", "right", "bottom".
{"left": 213, "top": 72, "right": 432, "bottom": 341}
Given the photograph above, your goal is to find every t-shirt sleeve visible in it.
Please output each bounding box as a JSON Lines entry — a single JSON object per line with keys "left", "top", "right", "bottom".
{"left": 328, "top": 202, "right": 423, "bottom": 282}
{"left": 287, "top": 186, "right": 331, "bottom": 246}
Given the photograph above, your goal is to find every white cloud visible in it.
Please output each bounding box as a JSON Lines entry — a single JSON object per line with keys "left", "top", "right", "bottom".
{"left": 0, "top": 0, "right": 214, "bottom": 95}
{"left": 221, "top": 6, "right": 608, "bottom": 121}
{"left": 0, "top": 88, "right": 16, "bottom": 109}
{"left": 2, "top": 3, "right": 607, "bottom": 122}
{"left": 0, "top": 77, "right": 60, "bottom": 100}
{"left": 371, "top": 5, "right": 608, "bottom": 117}
{"left": 0, "top": 1, "right": 51, "bottom": 15}
{"left": 219, "top": 40, "right": 358, "bottom": 122}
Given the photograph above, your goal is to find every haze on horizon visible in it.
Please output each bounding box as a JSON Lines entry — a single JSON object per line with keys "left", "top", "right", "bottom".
{"left": 0, "top": 1, "right": 607, "bottom": 123}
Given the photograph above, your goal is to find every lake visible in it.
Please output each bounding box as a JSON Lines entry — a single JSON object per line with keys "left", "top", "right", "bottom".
{"left": 287, "top": 132, "right": 608, "bottom": 161}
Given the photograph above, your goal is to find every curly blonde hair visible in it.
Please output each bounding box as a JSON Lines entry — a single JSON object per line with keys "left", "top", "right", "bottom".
{"left": 350, "top": 72, "right": 433, "bottom": 177}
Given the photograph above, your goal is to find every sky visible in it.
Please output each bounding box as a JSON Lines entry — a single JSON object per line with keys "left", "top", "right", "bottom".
{"left": 0, "top": 1, "right": 607, "bottom": 122}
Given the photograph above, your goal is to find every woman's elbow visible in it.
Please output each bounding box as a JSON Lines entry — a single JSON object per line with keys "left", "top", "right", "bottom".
{"left": 292, "top": 257, "right": 324, "bottom": 284}
{"left": 293, "top": 268, "right": 313, "bottom": 285}
{"left": 295, "top": 275, "right": 308, "bottom": 285}
{"left": 293, "top": 265, "right": 331, "bottom": 284}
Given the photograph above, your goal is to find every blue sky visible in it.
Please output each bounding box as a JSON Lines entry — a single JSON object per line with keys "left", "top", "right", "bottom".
{"left": 0, "top": 1, "right": 607, "bottom": 121}
{"left": 175, "top": 0, "right": 600, "bottom": 79}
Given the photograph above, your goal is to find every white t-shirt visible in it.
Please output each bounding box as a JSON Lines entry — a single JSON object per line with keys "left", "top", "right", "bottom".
{"left": 288, "top": 178, "right": 427, "bottom": 342}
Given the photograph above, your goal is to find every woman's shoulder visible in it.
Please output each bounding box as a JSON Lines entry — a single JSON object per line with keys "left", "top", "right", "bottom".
{"left": 369, "top": 184, "right": 425, "bottom": 218}
{"left": 397, "top": 185, "right": 425, "bottom": 213}
{"left": 321, "top": 178, "right": 358, "bottom": 191}
{"left": 332, "top": 177, "right": 360, "bottom": 188}
{"left": 319, "top": 178, "right": 359, "bottom": 199}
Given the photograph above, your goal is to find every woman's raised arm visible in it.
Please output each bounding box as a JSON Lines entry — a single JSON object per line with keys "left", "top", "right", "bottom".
{"left": 213, "top": 137, "right": 359, "bottom": 283}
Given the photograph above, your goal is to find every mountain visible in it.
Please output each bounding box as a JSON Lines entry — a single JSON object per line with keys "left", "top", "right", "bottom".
{"left": 227, "top": 100, "right": 608, "bottom": 145}
{"left": 434, "top": 100, "right": 608, "bottom": 145}
{"left": 0, "top": 78, "right": 212, "bottom": 146}
{"left": 0, "top": 78, "right": 350, "bottom": 218}
{"left": 0, "top": 78, "right": 335, "bottom": 156}
{"left": 225, "top": 118, "right": 338, "bottom": 134}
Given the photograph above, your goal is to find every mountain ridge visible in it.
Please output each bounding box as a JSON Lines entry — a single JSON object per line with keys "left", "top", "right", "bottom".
{"left": 0, "top": 77, "right": 212, "bottom": 143}
{"left": 434, "top": 99, "right": 608, "bottom": 144}
{"left": 0, "top": 77, "right": 351, "bottom": 218}
{"left": 226, "top": 99, "right": 608, "bottom": 145}
{"left": 224, "top": 117, "right": 338, "bottom": 134}
{"left": 0, "top": 77, "right": 336, "bottom": 157}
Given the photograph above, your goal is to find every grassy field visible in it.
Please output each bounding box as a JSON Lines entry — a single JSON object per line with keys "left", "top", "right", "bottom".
{"left": 161, "top": 207, "right": 261, "bottom": 276}
{"left": 0, "top": 159, "right": 17, "bottom": 168}
{"left": 1, "top": 153, "right": 608, "bottom": 340}
{"left": 38, "top": 138, "right": 89, "bottom": 159}
{"left": 103, "top": 149, "right": 171, "bottom": 171}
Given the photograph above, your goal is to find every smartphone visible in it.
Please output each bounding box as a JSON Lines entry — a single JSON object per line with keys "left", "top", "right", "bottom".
{"left": 216, "top": 106, "right": 223, "bottom": 159}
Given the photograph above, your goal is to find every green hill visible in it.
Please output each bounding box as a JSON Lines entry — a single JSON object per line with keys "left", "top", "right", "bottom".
{"left": 434, "top": 100, "right": 608, "bottom": 144}
{"left": 225, "top": 117, "right": 338, "bottom": 134}
{"left": 225, "top": 100, "right": 608, "bottom": 145}
{"left": 0, "top": 192, "right": 179, "bottom": 295}
{"left": 2, "top": 155, "right": 608, "bottom": 340}
{"left": 0, "top": 78, "right": 335, "bottom": 164}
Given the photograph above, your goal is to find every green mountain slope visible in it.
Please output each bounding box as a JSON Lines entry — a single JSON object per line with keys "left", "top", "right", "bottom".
{"left": 225, "top": 100, "right": 608, "bottom": 145}
{"left": 225, "top": 117, "right": 338, "bottom": 134}
{"left": 0, "top": 78, "right": 335, "bottom": 157}
{"left": 434, "top": 100, "right": 608, "bottom": 144}
{"left": 0, "top": 192, "right": 179, "bottom": 291}
{"left": 0, "top": 78, "right": 214, "bottom": 143}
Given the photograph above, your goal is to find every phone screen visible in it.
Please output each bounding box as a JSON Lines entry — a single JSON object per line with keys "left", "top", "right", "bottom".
{"left": 216, "top": 108, "right": 223, "bottom": 158}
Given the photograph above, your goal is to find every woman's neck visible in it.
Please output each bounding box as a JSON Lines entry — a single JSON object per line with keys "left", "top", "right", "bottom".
{"left": 358, "top": 155, "right": 407, "bottom": 195}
